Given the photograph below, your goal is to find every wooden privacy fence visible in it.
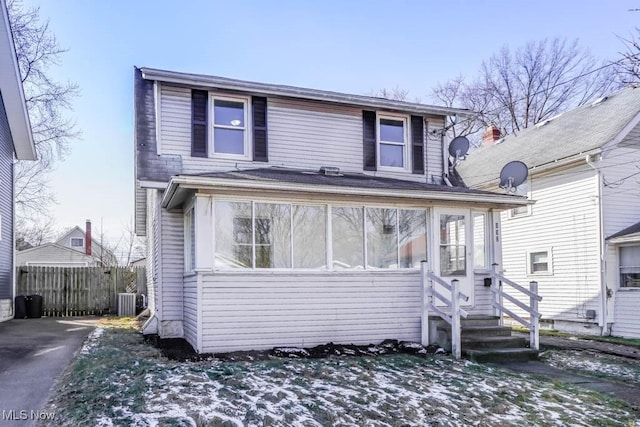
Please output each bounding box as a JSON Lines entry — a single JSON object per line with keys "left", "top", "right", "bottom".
{"left": 16, "top": 266, "right": 147, "bottom": 317}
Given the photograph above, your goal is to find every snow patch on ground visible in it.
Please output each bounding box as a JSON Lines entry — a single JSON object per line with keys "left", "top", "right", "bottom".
{"left": 79, "top": 327, "right": 104, "bottom": 355}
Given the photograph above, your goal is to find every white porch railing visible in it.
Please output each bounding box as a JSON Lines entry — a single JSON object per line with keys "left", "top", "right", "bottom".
{"left": 490, "top": 263, "right": 543, "bottom": 350}
{"left": 420, "top": 261, "right": 469, "bottom": 359}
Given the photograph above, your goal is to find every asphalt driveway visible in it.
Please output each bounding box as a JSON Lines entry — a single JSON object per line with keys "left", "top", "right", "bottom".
{"left": 0, "top": 317, "right": 97, "bottom": 427}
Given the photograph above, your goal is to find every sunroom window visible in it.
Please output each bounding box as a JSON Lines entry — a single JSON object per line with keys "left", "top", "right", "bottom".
{"left": 212, "top": 200, "right": 427, "bottom": 270}
{"left": 211, "top": 97, "right": 248, "bottom": 156}
{"left": 378, "top": 116, "right": 407, "bottom": 168}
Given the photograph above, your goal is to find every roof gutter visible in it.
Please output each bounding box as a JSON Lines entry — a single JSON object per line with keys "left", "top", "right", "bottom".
{"left": 0, "top": 0, "right": 35, "bottom": 160}
{"left": 161, "top": 175, "right": 530, "bottom": 210}
{"left": 140, "top": 67, "right": 472, "bottom": 118}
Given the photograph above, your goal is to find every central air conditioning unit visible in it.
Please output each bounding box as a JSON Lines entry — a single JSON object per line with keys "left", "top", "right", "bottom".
{"left": 117, "top": 293, "right": 137, "bottom": 317}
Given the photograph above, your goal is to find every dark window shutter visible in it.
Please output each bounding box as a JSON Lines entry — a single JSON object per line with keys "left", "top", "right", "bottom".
{"left": 411, "top": 115, "right": 424, "bottom": 174}
{"left": 191, "top": 90, "right": 208, "bottom": 157}
{"left": 253, "top": 96, "right": 268, "bottom": 162}
{"left": 363, "top": 110, "right": 376, "bottom": 171}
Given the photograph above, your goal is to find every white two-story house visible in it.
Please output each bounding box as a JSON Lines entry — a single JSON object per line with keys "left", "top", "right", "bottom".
{"left": 457, "top": 86, "right": 640, "bottom": 339}
{"left": 134, "top": 67, "right": 529, "bottom": 354}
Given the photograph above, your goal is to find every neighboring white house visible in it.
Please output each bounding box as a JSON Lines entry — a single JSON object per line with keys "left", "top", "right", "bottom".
{"left": 457, "top": 86, "right": 640, "bottom": 338}
{"left": 0, "top": 0, "right": 36, "bottom": 321}
{"left": 17, "top": 220, "right": 118, "bottom": 267}
{"left": 134, "top": 67, "right": 531, "bottom": 353}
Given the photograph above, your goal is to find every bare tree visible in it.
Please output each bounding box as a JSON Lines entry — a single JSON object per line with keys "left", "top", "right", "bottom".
{"left": 7, "top": 0, "right": 79, "bottom": 224}
{"left": 432, "top": 38, "right": 616, "bottom": 145}
{"left": 113, "top": 219, "right": 146, "bottom": 266}
{"left": 14, "top": 216, "right": 57, "bottom": 250}
{"left": 615, "top": 29, "right": 640, "bottom": 85}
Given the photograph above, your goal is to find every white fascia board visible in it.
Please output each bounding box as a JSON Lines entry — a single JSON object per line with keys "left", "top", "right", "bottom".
{"left": 601, "top": 110, "right": 640, "bottom": 154}
{"left": 140, "top": 67, "right": 472, "bottom": 119}
{"left": 161, "top": 175, "right": 529, "bottom": 210}
{"left": 138, "top": 180, "right": 169, "bottom": 189}
{"left": 607, "top": 234, "right": 640, "bottom": 245}
{"left": 0, "top": 0, "right": 35, "bottom": 160}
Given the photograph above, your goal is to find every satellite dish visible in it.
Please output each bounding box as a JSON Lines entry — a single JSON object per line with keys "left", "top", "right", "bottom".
{"left": 448, "top": 136, "right": 470, "bottom": 168}
{"left": 499, "top": 161, "right": 528, "bottom": 193}
{"left": 448, "top": 136, "right": 470, "bottom": 158}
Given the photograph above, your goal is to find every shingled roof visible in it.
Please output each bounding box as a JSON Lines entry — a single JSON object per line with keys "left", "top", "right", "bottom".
{"left": 456, "top": 85, "right": 640, "bottom": 189}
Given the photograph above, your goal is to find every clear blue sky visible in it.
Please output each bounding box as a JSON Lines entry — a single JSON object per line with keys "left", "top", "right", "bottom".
{"left": 22, "top": 0, "right": 639, "bottom": 255}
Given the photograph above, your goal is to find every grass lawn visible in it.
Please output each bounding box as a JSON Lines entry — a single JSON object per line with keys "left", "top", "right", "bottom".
{"left": 44, "top": 318, "right": 639, "bottom": 426}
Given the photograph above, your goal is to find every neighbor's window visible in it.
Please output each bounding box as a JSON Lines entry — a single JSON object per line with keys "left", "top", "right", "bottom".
{"left": 184, "top": 208, "right": 195, "bottom": 272}
{"left": 292, "top": 205, "right": 326, "bottom": 268}
{"left": 70, "top": 238, "right": 84, "bottom": 247}
{"left": 510, "top": 179, "right": 531, "bottom": 217}
{"left": 440, "top": 214, "right": 466, "bottom": 276}
{"left": 211, "top": 96, "right": 248, "bottom": 156}
{"left": 473, "top": 212, "right": 488, "bottom": 269}
{"left": 529, "top": 250, "right": 551, "bottom": 275}
{"left": 366, "top": 208, "right": 398, "bottom": 269}
{"left": 378, "top": 116, "right": 407, "bottom": 168}
{"left": 332, "top": 206, "right": 364, "bottom": 269}
{"left": 620, "top": 245, "right": 640, "bottom": 288}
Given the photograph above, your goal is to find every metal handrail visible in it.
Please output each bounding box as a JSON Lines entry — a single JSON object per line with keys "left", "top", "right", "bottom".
{"left": 490, "top": 263, "right": 542, "bottom": 350}
{"left": 421, "top": 262, "right": 468, "bottom": 359}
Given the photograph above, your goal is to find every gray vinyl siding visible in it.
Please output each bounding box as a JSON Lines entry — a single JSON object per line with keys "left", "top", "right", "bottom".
{"left": 0, "top": 93, "right": 14, "bottom": 300}
{"left": 183, "top": 274, "right": 198, "bottom": 349}
{"left": 160, "top": 206, "right": 184, "bottom": 321}
{"left": 199, "top": 271, "right": 422, "bottom": 353}
{"left": 611, "top": 291, "right": 640, "bottom": 338}
{"left": 146, "top": 189, "right": 158, "bottom": 313}
{"left": 198, "top": 270, "right": 499, "bottom": 353}
{"left": 425, "top": 117, "right": 445, "bottom": 182}
{"left": 135, "top": 183, "right": 147, "bottom": 236}
{"left": 600, "top": 146, "right": 640, "bottom": 238}
{"left": 499, "top": 166, "right": 601, "bottom": 322}
{"left": 158, "top": 83, "right": 437, "bottom": 183}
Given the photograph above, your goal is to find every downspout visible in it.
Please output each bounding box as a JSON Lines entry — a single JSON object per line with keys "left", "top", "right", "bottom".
{"left": 585, "top": 154, "right": 607, "bottom": 335}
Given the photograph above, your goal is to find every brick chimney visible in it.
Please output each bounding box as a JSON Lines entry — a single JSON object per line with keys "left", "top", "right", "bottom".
{"left": 482, "top": 126, "right": 501, "bottom": 145}
{"left": 85, "top": 220, "right": 92, "bottom": 256}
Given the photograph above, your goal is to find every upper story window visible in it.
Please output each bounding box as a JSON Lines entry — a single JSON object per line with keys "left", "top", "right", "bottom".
{"left": 378, "top": 115, "right": 408, "bottom": 169}
{"left": 191, "top": 90, "right": 268, "bottom": 161}
{"left": 70, "top": 238, "right": 84, "bottom": 248}
{"left": 211, "top": 95, "right": 249, "bottom": 158}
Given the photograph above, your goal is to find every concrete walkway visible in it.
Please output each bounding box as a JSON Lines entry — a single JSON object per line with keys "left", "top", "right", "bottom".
{"left": 503, "top": 332, "right": 640, "bottom": 411}
{"left": 0, "top": 317, "right": 97, "bottom": 427}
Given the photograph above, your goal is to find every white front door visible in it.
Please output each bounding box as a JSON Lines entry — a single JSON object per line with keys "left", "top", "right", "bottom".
{"left": 432, "top": 208, "right": 474, "bottom": 306}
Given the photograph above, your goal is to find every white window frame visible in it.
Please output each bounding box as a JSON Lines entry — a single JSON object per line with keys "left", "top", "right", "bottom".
{"left": 211, "top": 198, "right": 428, "bottom": 271}
{"left": 472, "top": 210, "right": 490, "bottom": 271}
{"left": 377, "top": 114, "right": 409, "bottom": 171}
{"left": 618, "top": 244, "right": 640, "bottom": 289}
{"left": 70, "top": 237, "right": 84, "bottom": 248}
{"left": 527, "top": 248, "right": 553, "bottom": 276}
{"left": 209, "top": 93, "right": 251, "bottom": 160}
{"left": 508, "top": 177, "right": 532, "bottom": 218}
{"left": 184, "top": 206, "right": 195, "bottom": 273}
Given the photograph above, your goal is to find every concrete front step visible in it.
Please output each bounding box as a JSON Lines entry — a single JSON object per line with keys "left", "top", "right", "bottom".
{"left": 459, "top": 315, "right": 501, "bottom": 327}
{"left": 462, "top": 335, "right": 527, "bottom": 350}
{"left": 465, "top": 348, "right": 539, "bottom": 363}
{"left": 438, "top": 325, "right": 513, "bottom": 338}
